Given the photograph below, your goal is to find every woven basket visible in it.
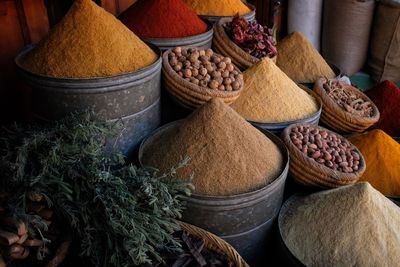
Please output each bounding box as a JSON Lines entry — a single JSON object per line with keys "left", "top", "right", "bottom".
{"left": 212, "top": 18, "right": 276, "bottom": 70}
{"left": 179, "top": 222, "right": 249, "bottom": 267}
{"left": 281, "top": 123, "right": 366, "bottom": 188}
{"left": 314, "top": 78, "right": 380, "bottom": 133}
{"left": 162, "top": 47, "right": 243, "bottom": 110}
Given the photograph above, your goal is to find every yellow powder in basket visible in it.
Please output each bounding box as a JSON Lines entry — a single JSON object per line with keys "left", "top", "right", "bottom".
{"left": 231, "top": 58, "right": 318, "bottom": 123}
{"left": 182, "top": 0, "right": 251, "bottom": 16}
{"left": 276, "top": 32, "right": 335, "bottom": 83}
{"left": 20, "top": 0, "right": 157, "bottom": 78}
{"left": 141, "top": 98, "right": 283, "bottom": 196}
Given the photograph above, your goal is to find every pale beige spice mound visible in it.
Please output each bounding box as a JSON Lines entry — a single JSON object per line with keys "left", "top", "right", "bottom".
{"left": 231, "top": 58, "right": 318, "bottom": 123}
{"left": 20, "top": 0, "right": 157, "bottom": 78}
{"left": 280, "top": 182, "right": 400, "bottom": 267}
{"left": 141, "top": 98, "right": 283, "bottom": 196}
{"left": 277, "top": 32, "right": 335, "bottom": 83}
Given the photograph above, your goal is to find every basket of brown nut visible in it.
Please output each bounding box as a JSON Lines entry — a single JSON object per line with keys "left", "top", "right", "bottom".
{"left": 162, "top": 47, "right": 243, "bottom": 109}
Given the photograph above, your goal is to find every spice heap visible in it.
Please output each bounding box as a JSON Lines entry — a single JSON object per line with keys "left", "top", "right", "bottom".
{"left": 280, "top": 182, "right": 400, "bottom": 266}
{"left": 366, "top": 80, "right": 400, "bottom": 136}
{"left": 231, "top": 58, "right": 318, "bottom": 122}
{"left": 118, "top": 0, "right": 208, "bottom": 38}
{"left": 141, "top": 98, "right": 283, "bottom": 196}
{"left": 290, "top": 125, "right": 362, "bottom": 173}
{"left": 349, "top": 130, "right": 400, "bottom": 196}
{"left": 276, "top": 32, "right": 335, "bottom": 83}
{"left": 168, "top": 47, "right": 243, "bottom": 91}
{"left": 322, "top": 78, "right": 374, "bottom": 117}
{"left": 20, "top": 0, "right": 157, "bottom": 78}
{"left": 224, "top": 14, "right": 277, "bottom": 59}
{"left": 183, "top": 0, "right": 251, "bottom": 16}
{"left": 0, "top": 193, "right": 68, "bottom": 266}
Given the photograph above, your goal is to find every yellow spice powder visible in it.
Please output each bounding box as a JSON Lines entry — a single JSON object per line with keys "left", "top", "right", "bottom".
{"left": 182, "top": 0, "right": 251, "bottom": 16}
{"left": 20, "top": 0, "right": 157, "bottom": 78}
{"left": 231, "top": 58, "right": 318, "bottom": 123}
{"left": 277, "top": 32, "right": 335, "bottom": 83}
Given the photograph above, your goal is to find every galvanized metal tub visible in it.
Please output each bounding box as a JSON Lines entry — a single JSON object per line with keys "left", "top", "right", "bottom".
{"left": 138, "top": 121, "right": 289, "bottom": 266}
{"left": 249, "top": 87, "right": 322, "bottom": 135}
{"left": 200, "top": 3, "right": 256, "bottom": 23}
{"left": 143, "top": 22, "right": 214, "bottom": 51}
{"left": 15, "top": 44, "right": 162, "bottom": 155}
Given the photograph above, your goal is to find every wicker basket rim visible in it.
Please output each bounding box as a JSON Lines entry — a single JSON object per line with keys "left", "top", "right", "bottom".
{"left": 162, "top": 47, "right": 243, "bottom": 96}
{"left": 314, "top": 78, "right": 380, "bottom": 123}
{"left": 178, "top": 221, "right": 249, "bottom": 267}
{"left": 282, "top": 123, "right": 366, "bottom": 178}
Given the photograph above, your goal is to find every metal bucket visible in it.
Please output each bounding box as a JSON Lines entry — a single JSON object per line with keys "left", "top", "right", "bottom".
{"left": 199, "top": 3, "right": 256, "bottom": 23}
{"left": 143, "top": 22, "right": 213, "bottom": 51}
{"left": 249, "top": 87, "right": 322, "bottom": 135}
{"left": 15, "top": 44, "right": 162, "bottom": 155}
{"left": 138, "top": 121, "right": 289, "bottom": 266}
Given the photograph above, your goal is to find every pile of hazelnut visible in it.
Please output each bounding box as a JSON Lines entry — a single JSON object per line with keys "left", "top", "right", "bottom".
{"left": 168, "top": 47, "right": 243, "bottom": 91}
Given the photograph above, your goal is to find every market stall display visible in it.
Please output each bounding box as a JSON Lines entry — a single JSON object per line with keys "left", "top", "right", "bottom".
{"left": 279, "top": 182, "right": 400, "bottom": 267}
{"left": 162, "top": 47, "right": 243, "bottom": 109}
{"left": 349, "top": 130, "right": 400, "bottom": 197}
{"left": 231, "top": 58, "right": 320, "bottom": 132}
{"left": 213, "top": 15, "right": 277, "bottom": 69}
{"left": 366, "top": 80, "right": 400, "bottom": 137}
{"left": 282, "top": 124, "right": 365, "bottom": 188}
{"left": 118, "top": 0, "right": 214, "bottom": 51}
{"left": 314, "top": 77, "right": 380, "bottom": 133}
{"left": 276, "top": 32, "right": 336, "bottom": 84}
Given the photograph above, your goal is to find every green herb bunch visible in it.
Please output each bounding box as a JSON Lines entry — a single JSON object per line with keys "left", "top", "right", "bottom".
{"left": 0, "top": 113, "right": 193, "bottom": 266}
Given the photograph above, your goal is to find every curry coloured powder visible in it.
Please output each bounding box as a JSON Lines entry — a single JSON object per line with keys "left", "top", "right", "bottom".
{"left": 119, "top": 0, "right": 208, "bottom": 38}
{"left": 280, "top": 182, "right": 400, "bottom": 267}
{"left": 141, "top": 98, "right": 283, "bottom": 196}
{"left": 182, "top": 0, "right": 251, "bottom": 16}
{"left": 231, "top": 58, "right": 318, "bottom": 122}
{"left": 349, "top": 129, "right": 400, "bottom": 196}
{"left": 277, "top": 32, "right": 335, "bottom": 83}
{"left": 20, "top": 0, "right": 157, "bottom": 78}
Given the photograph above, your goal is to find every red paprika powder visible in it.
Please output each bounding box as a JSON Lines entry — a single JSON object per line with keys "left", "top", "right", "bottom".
{"left": 366, "top": 80, "right": 400, "bottom": 136}
{"left": 118, "top": 0, "right": 208, "bottom": 39}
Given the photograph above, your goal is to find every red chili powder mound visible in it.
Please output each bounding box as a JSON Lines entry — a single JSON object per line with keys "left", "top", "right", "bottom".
{"left": 118, "top": 0, "right": 208, "bottom": 38}
{"left": 366, "top": 80, "right": 400, "bottom": 136}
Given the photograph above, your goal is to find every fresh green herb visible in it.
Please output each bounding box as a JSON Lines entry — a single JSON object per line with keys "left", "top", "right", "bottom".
{"left": 0, "top": 112, "right": 193, "bottom": 267}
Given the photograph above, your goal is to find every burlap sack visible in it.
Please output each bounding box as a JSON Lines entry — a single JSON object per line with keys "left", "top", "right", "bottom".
{"left": 368, "top": 0, "right": 400, "bottom": 82}
{"left": 322, "top": 0, "right": 375, "bottom": 76}
{"left": 287, "top": 0, "right": 323, "bottom": 51}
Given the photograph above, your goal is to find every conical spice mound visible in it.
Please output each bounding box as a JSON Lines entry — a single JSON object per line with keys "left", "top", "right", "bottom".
{"left": 20, "top": 0, "right": 157, "bottom": 78}
{"left": 182, "top": 0, "right": 251, "bottom": 16}
{"left": 280, "top": 182, "right": 400, "bottom": 267}
{"left": 231, "top": 57, "right": 318, "bottom": 123}
{"left": 277, "top": 31, "right": 335, "bottom": 83}
{"left": 141, "top": 98, "right": 283, "bottom": 196}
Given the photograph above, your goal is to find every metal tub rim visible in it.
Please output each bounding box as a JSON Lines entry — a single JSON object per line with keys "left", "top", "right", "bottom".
{"left": 138, "top": 119, "right": 289, "bottom": 209}
{"left": 15, "top": 43, "right": 162, "bottom": 93}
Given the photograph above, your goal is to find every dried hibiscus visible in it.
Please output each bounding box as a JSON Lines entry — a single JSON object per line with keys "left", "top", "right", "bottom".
{"left": 224, "top": 14, "right": 277, "bottom": 59}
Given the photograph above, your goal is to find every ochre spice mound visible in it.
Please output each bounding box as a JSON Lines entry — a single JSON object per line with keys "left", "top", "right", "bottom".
{"left": 141, "top": 98, "right": 283, "bottom": 196}
{"left": 20, "top": 0, "right": 157, "bottom": 78}
{"left": 349, "top": 129, "right": 400, "bottom": 196}
{"left": 119, "top": 0, "right": 208, "bottom": 38}
{"left": 280, "top": 182, "right": 400, "bottom": 266}
{"left": 276, "top": 32, "right": 335, "bottom": 83}
{"left": 231, "top": 58, "right": 318, "bottom": 123}
{"left": 183, "top": 0, "right": 251, "bottom": 16}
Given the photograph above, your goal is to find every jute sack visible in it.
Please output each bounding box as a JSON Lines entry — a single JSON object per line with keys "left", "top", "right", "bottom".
{"left": 288, "top": 0, "right": 323, "bottom": 51}
{"left": 368, "top": 0, "right": 400, "bottom": 82}
{"left": 322, "top": 0, "right": 375, "bottom": 76}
